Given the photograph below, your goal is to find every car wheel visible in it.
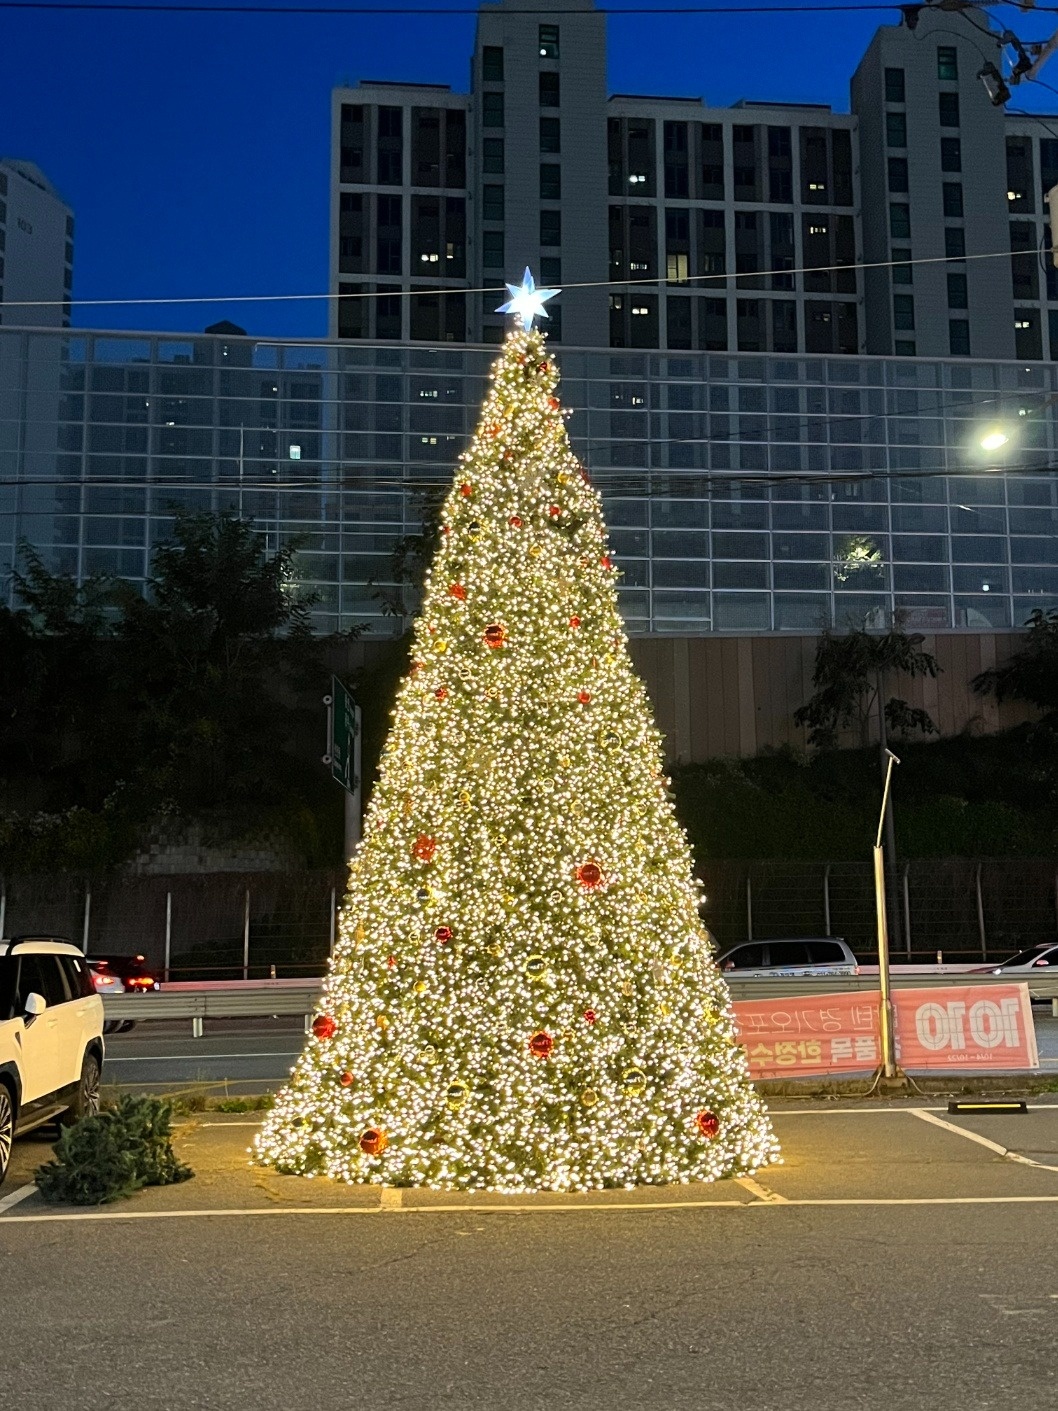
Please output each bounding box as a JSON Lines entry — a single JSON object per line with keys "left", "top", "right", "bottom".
{"left": 118, "top": 1020, "right": 136, "bottom": 1035}
{"left": 59, "top": 1053, "right": 101, "bottom": 1128}
{"left": 0, "top": 1083, "right": 14, "bottom": 1189}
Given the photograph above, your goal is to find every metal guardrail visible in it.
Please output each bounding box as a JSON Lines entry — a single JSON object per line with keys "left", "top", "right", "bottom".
{"left": 102, "top": 969, "right": 1058, "bottom": 1035}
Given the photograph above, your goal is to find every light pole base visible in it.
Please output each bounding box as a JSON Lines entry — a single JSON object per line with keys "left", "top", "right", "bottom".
{"left": 867, "top": 1065, "right": 912, "bottom": 1095}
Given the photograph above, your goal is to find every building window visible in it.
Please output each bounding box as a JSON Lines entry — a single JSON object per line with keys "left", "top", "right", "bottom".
{"left": 540, "top": 117, "right": 560, "bottom": 153}
{"left": 939, "top": 92, "right": 960, "bottom": 127}
{"left": 482, "top": 92, "right": 504, "bottom": 128}
{"left": 482, "top": 137, "right": 504, "bottom": 174}
{"left": 892, "top": 248, "right": 912, "bottom": 284}
{"left": 539, "top": 163, "right": 561, "bottom": 200}
{"left": 937, "top": 137, "right": 961, "bottom": 174}
{"left": 482, "top": 45, "right": 503, "bottom": 81}
{"left": 942, "top": 182, "right": 963, "bottom": 218}
{"left": 894, "top": 339, "right": 916, "bottom": 356}
{"left": 482, "top": 184, "right": 504, "bottom": 221}
{"left": 887, "top": 157, "right": 909, "bottom": 192}
{"left": 539, "top": 23, "right": 558, "bottom": 58}
{"left": 666, "top": 252, "right": 689, "bottom": 283}
{"left": 377, "top": 106, "right": 403, "bottom": 185}
{"left": 949, "top": 319, "right": 970, "bottom": 356}
{"left": 937, "top": 46, "right": 958, "bottom": 81}
{"left": 482, "top": 229, "right": 504, "bottom": 269}
{"left": 947, "top": 271, "right": 968, "bottom": 309}
{"left": 539, "top": 71, "right": 560, "bottom": 108}
{"left": 1015, "top": 310, "right": 1043, "bottom": 359}
{"left": 886, "top": 111, "right": 907, "bottom": 147}
{"left": 893, "top": 294, "right": 915, "bottom": 331}
{"left": 885, "top": 67, "right": 905, "bottom": 104}
{"left": 540, "top": 256, "right": 561, "bottom": 284}
{"left": 540, "top": 209, "right": 561, "bottom": 246}
{"left": 889, "top": 203, "right": 911, "bottom": 239}
{"left": 945, "top": 225, "right": 965, "bottom": 260}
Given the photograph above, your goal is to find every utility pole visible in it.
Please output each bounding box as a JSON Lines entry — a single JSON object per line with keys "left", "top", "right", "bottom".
{"left": 875, "top": 666, "right": 903, "bottom": 954}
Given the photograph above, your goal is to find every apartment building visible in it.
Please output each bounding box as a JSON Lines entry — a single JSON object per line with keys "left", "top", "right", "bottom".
{"left": 0, "top": 158, "right": 73, "bottom": 329}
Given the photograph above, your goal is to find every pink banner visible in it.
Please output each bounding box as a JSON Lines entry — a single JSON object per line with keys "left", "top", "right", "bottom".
{"left": 732, "top": 983, "right": 1038, "bottom": 1079}
{"left": 892, "top": 984, "right": 1039, "bottom": 1073}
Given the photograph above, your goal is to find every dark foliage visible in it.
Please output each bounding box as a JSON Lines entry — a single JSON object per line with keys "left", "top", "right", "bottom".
{"left": 973, "top": 608, "right": 1058, "bottom": 727}
{"left": 794, "top": 627, "right": 940, "bottom": 749}
{"left": 35, "top": 1096, "right": 192, "bottom": 1206}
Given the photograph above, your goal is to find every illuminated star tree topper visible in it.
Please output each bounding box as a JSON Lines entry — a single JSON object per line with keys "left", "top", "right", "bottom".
{"left": 496, "top": 266, "right": 560, "bottom": 330}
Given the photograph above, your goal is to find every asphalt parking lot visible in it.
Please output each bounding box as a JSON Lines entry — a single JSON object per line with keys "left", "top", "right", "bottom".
{"left": 2, "top": 1101, "right": 1056, "bottom": 1410}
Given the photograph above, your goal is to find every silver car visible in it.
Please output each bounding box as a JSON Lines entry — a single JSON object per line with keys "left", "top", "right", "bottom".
{"left": 715, "top": 937, "right": 859, "bottom": 978}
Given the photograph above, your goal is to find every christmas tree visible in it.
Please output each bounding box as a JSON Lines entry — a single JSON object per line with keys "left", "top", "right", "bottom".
{"left": 254, "top": 271, "right": 778, "bottom": 1192}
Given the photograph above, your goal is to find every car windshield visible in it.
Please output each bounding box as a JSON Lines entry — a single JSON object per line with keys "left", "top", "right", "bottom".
{"left": 997, "top": 945, "right": 1056, "bottom": 967}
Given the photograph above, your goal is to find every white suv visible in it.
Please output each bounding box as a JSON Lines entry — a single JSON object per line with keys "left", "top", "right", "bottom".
{"left": 0, "top": 937, "right": 105, "bottom": 1188}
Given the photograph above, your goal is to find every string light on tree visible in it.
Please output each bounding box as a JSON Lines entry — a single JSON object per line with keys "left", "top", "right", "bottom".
{"left": 253, "top": 270, "right": 778, "bottom": 1193}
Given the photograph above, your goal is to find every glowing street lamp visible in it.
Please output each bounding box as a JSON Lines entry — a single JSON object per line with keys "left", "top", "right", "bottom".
{"left": 979, "top": 427, "right": 1010, "bottom": 453}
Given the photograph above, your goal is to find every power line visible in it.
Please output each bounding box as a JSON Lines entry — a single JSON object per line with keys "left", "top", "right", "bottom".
{"left": 0, "top": 2, "right": 950, "bottom": 15}
{"left": 3, "top": 243, "right": 1052, "bottom": 313}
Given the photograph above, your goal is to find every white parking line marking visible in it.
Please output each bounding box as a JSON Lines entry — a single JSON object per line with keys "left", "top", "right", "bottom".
{"left": 5, "top": 1194, "right": 1058, "bottom": 1225}
{"left": 735, "top": 1175, "right": 788, "bottom": 1204}
{"left": 911, "top": 1108, "right": 1058, "bottom": 1173}
{"left": 0, "top": 1184, "right": 36, "bottom": 1213}
{"left": 107, "top": 1052, "right": 302, "bottom": 1064}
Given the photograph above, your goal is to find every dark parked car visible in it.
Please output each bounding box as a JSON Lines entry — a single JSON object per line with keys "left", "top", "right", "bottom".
{"left": 87, "top": 954, "right": 159, "bottom": 1034}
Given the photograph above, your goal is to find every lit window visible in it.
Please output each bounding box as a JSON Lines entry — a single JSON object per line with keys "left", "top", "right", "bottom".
{"left": 419, "top": 388, "right": 438, "bottom": 399}
{"left": 289, "top": 445, "right": 301, "bottom": 461}
{"left": 420, "top": 252, "right": 440, "bottom": 262}
{"left": 1015, "top": 319, "right": 1032, "bottom": 329}
{"left": 808, "top": 182, "right": 825, "bottom": 191}
{"left": 1007, "top": 190, "right": 1023, "bottom": 202}
{"left": 666, "top": 252, "right": 689, "bottom": 283}
{"left": 628, "top": 173, "right": 647, "bottom": 185}
{"left": 632, "top": 305, "right": 649, "bottom": 315}
{"left": 809, "top": 223, "right": 827, "bottom": 235}
{"left": 630, "top": 261, "right": 649, "bottom": 271}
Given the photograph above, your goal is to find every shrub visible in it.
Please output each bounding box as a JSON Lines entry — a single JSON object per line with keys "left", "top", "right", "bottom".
{"left": 35, "top": 1096, "right": 193, "bottom": 1205}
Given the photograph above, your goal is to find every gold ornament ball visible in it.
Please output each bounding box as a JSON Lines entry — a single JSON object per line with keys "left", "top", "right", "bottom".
{"left": 376, "top": 1014, "right": 389, "bottom": 1030}
{"left": 446, "top": 1081, "right": 469, "bottom": 1110}
{"left": 622, "top": 1066, "right": 647, "bottom": 1096}
{"left": 414, "top": 981, "right": 428, "bottom": 994}
{"left": 580, "top": 1089, "right": 600, "bottom": 1109}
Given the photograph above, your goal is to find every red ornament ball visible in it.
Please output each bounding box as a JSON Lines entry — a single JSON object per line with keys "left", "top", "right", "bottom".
{"left": 448, "top": 582, "right": 467, "bottom": 601}
{"left": 483, "top": 623, "right": 506, "bottom": 649}
{"left": 435, "top": 686, "right": 448, "bottom": 701}
{"left": 538, "top": 361, "right": 549, "bottom": 373}
{"left": 413, "top": 835, "right": 437, "bottom": 862}
{"left": 360, "top": 1127, "right": 387, "bottom": 1156}
{"left": 339, "top": 1071, "right": 354, "bottom": 1087}
{"left": 386, "top": 955, "right": 397, "bottom": 968}
{"left": 548, "top": 396, "right": 560, "bottom": 411}
{"left": 409, "top": 660, "right": 424, "bottom": 675}
{"left": 311, "top": 1014, "right": 337, "bottom": 1040}
{"left": 576, "top": 861, "right": 604, "bottom": 889}
{"left": 548, "top": 505, "right": 561, "bottom": 519}
{"left": 441, "top": 525, "right": 451, "bottom": 537}
{"left": 583, "top": 1008, "right": 597, "bottom": 1025}
{"left": 434, "top": 925, "right": 453, "bottom": 944}
{"left": 577, "top": 690, "right": 592, "bottom": 705}
{"left": 600, "top": 555, "right": 613, "bottom": 570}
{"left": 459, "top": 482, "right": 473, "bottom": 497}
{"left": 529, "top": 1031, "right": 554, "bottom": 1060}
{"left": 569, "top": 615, "right": 581, "bottom": 629}
{"left": 696, "top": 1110, "right": 721, "bottom": 1139}
{"left": 509, "top": 515, "right": 523, "bottom": 528}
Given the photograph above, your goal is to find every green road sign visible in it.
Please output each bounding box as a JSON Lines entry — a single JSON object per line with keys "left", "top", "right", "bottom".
{"left": 329, "top": 675, "right": 360, "bottom": 794}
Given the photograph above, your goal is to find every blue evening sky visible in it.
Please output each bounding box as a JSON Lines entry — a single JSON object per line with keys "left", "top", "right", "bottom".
{"left": 2, "top": 1, "right": 1053, "bottom": 338}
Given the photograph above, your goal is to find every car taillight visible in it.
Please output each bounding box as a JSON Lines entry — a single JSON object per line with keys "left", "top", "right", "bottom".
{"left": 128, "top": 976, "right": 155, "bottom": 989}
{"left": 93, "top": 973, "right": 116, "bottom": 988}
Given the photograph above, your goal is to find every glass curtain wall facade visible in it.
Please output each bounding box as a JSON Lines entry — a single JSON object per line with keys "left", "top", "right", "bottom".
{"left": 2, "top": 324, "right": 1057, "bottom": 636}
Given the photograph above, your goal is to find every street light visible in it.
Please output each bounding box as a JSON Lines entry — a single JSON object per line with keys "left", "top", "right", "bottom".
{"left": 874, "top": 748, "right": 901, "bottom": 1081}
{"left": 979, "top": 427, "right": 1010, "bottom": 453}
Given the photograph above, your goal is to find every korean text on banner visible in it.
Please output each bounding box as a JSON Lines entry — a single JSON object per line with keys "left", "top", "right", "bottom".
{"left": 893, "top": 983, "right": 1038, "bottom": 1073}
{"left": 732, "top": 993, "right": 881, "bottom": 1079}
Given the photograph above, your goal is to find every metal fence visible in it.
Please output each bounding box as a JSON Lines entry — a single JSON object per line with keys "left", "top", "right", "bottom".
{"left": 1, "top": 858, "right": 1056, "bottom": 978}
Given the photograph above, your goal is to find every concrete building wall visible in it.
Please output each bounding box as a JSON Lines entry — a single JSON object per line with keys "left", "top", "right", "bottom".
{"left": 852, "top": 11, "right": 1014, "bottom": 360}
{"left": 0, "top": 159, "right": 73, "bottom": 329}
